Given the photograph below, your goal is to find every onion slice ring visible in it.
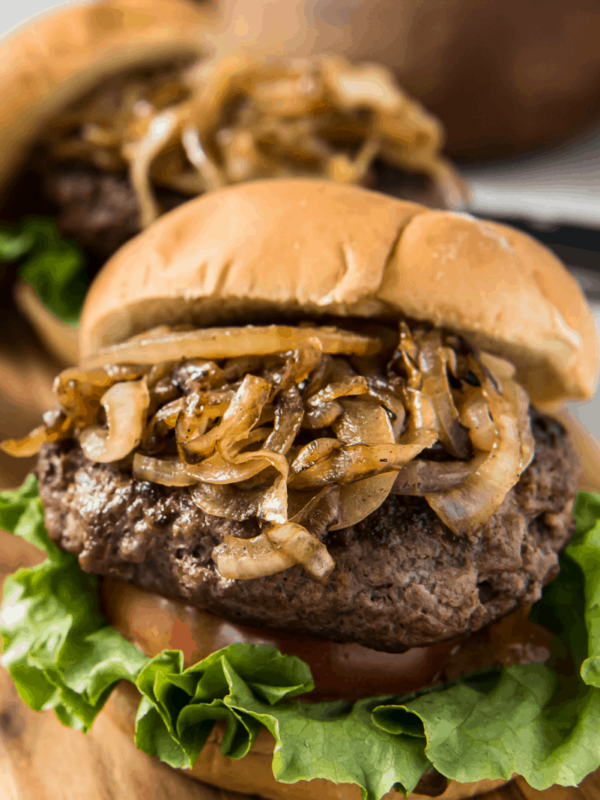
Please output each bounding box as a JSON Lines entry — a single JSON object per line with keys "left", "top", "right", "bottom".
{"left": 1, "top": 426, "right": 49, "bottom": 458}
{"left": 329, "top": 397, "right": 397, "bottom": 530}
{"left": 425, "top": 358, "right": 532, "bottom": 536}
{"left": 133, "top": 454, "right": 197, "bottom": 487}
{"left": 213, "top": 533, "right": 296, "bottom": 580}
{"left": 82, "top": 325, "right": 381, "bottom": 369}
{"left": 79, "top": 379, "right": 150, "bottom": 463}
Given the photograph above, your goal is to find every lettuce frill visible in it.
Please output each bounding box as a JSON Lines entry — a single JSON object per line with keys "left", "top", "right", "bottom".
{"left": 0, "top": 219, "right": 87, "bottom": 326}
{"left": 2, "top": 475, "right": 600, "bottom": 799}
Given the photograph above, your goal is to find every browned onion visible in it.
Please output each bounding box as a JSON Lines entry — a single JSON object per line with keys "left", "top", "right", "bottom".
{"left": 459, "top": 386, "right": 496, "bottom": 452}
{"left": 182, "top": 375, "right": 269, "bottom": 459}
{"left": 267, "top": 522, "right": 335, "bottom": 582}
{"left": 190, "top": 482, "right": 264, "bottom": 520}
{"left": 129, "top": 108, "right": 182, "bottom": 228}
{"left": 44, "top": 54, "right": 458, "bottom": 231}
{"left": 212, "top": 533, "right": 296, "bottom": 580}
{"left": 5, "top": 315, "right": 538, "bottom": 584}
{"left": 177, "top": 390, "right": 235, "bottom": 455}
{"left": 306, "top": 376, "right": 370, "bottom": 407}
{"left": 142, "top": 398, "right": 184, "bottom": 452}
{"left": 289, "top": 485, "right": 341, "bottom": 535}
{"left": 399, "top": 388, "right": 438, "bottom": 449}
{"left": 303, "top": 400, "right": 345, "bottom": 429}
{"left": 291, "top": 439, "right": 343, "bottom": 475}
{"left": 1, "top": 426, "right": 50, "bottom": 458}
{"left": 417, "top": 329, "right": 471, "bottom": 459}
{"left": 54, "top": 364, "right": 148, "bottom": 425}
{"left": 290, "top": 441, "right": 426, "bottom": 489}
{"left": 329, "top": 397, "right": 397, "bottom": 530}
{"left": 80, "top": 379, "right": 150, "bottom": 463}
{"left": 391, "top": 460, "right": 473, "bottom": 495}
{"left": 262, "top": 387, "right": 304, "bottom": 455}
{"left": 184, "top": 454, "right": 272, "bottom": 485}
{"left": 133, "top": 454, "right": 198, "bottom": 487}
{"left": 214, "top": 441, "right": 290, "bottom": 524}
{"left": 82, "top": 326, "right": 381, "bottom": 369}
{"left": 425, "top": 356, "right": 532, "bottom": 535}
{"left": 273, "top": 338, "right": 324, "bottom": 390}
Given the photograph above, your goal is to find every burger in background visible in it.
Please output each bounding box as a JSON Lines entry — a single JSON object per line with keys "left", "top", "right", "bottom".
{"left": 211, "top": 0, "right": 600, "bottom": 160}
{"left": 1, "top": 180, "right": 600, "bottom": 800}
{"left": 0, "top": 0, "right": 465, "bottom": 368}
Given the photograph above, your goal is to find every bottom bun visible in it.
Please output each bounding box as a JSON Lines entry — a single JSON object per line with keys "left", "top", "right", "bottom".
{"left": 103, "top": 680, "right": 510, "bottom": 800}
{"left": 14, "top": 279, "right": 78, "bottom": 366}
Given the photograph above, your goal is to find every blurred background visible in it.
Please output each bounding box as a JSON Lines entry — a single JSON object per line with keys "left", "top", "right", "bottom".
{"left": 1, "top": 0, "right": 600, "bottom": 486}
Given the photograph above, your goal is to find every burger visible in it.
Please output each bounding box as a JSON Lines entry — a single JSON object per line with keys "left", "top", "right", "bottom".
{"left": 0, "top": 0, "right": 464, "bottom": 366}
{"left": 1, "top": 179, "right": 599, "bottom": 800}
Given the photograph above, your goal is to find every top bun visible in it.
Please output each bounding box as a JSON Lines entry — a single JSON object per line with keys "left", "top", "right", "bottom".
{"left": 79, "top": 179, "right": 598, "bottom": 404}
{"left": 0, "top": 0, "right": 210, "bottom": 193}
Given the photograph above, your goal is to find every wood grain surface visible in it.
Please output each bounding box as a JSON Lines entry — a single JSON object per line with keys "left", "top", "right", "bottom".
{"left": 0, "top": 309, "right": 599, "bottom": 800}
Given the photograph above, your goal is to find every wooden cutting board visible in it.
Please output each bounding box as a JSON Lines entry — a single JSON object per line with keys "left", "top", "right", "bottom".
{"left": 0, "top": 308, "right": 599, "bottom": 800}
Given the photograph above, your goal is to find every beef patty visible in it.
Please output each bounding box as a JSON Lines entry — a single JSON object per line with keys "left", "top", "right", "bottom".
{"left": 43, "top": 165, "right": 189, "bottom": 263}
{"left": 36, "top": 410, "right": 579, "bottom": 652}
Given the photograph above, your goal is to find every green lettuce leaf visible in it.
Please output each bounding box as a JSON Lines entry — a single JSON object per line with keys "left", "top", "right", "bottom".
{"left": 0, "top": 475, "right": 147, "bottom": 730}
{"left": 134, "top": 647, "right": 430, "bottom": 796}
{"left": 2, "top": 478, "right": 600, "bottom": 799}
{"left": 373, "top": 492, "right": 600, "bottom": 790}
{"left": 0, "top": 218, "right": 88, "bottom": 326}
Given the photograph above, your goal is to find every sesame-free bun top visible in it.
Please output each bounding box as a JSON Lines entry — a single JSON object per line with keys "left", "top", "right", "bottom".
{"left": 0, "top": 0, "right": 210, "bottom": 193}
{"left": 79, "top": 179, "right": 598, "bottom": 404}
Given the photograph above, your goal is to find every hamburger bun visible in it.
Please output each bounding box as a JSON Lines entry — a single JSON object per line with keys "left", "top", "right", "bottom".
{"left": 0, "top": 0, "right": 210, "bottom": 194}
{"left": 0, "top": 0, "right": 211, "bottom": 366}
{"left": 80, "top": 178, "right": 598, "bottom": 405}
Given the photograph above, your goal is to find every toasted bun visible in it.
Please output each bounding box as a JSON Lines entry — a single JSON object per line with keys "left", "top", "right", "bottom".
{"left": 80, "top": 179, "right": 598, "bottom": 404}
{"left": 0, "top": 0, "right": 210, "bottom": 195}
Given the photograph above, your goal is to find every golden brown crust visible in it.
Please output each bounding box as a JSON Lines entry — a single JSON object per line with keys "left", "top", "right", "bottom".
{"left": 79, "top": 179, "right": 598, "bottom": 404}
{"left": 0, "top": 0, "right": 210, "bottom": 196}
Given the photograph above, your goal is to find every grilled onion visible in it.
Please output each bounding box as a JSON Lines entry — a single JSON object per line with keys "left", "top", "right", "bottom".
{"left": 329, "top": 397, "right": 397, "bottom": 530}
{"left": 133, "top": 454, "right": 197, "bottom": 487}
{"left": 80, "top": 379, "right": 149, "bottom": 463}
{"left": 1, "top": 426, "right": 50, "bottom": 458}
{"left": 5, "top": 319, "right": 537, "bottom": 583}
{"left": 417, "top": 330, "right": 471, "bottom": 459}
{"left": 82, "top": 325, "right": 380, "bottom": 369}
{"left": 425, "top": 356, "right": 532, "bottom": 536}
{"left": 213, "top": 523, "right": 334, "bottom": 582}
{"left": 191, "top": 482, "right": 264, "bottom": 521}
{"left": 391, "top": 460, "right": 473, "bottom": 495}
{"left": 213, "top": 533, "right": 296, "bottom": 580}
